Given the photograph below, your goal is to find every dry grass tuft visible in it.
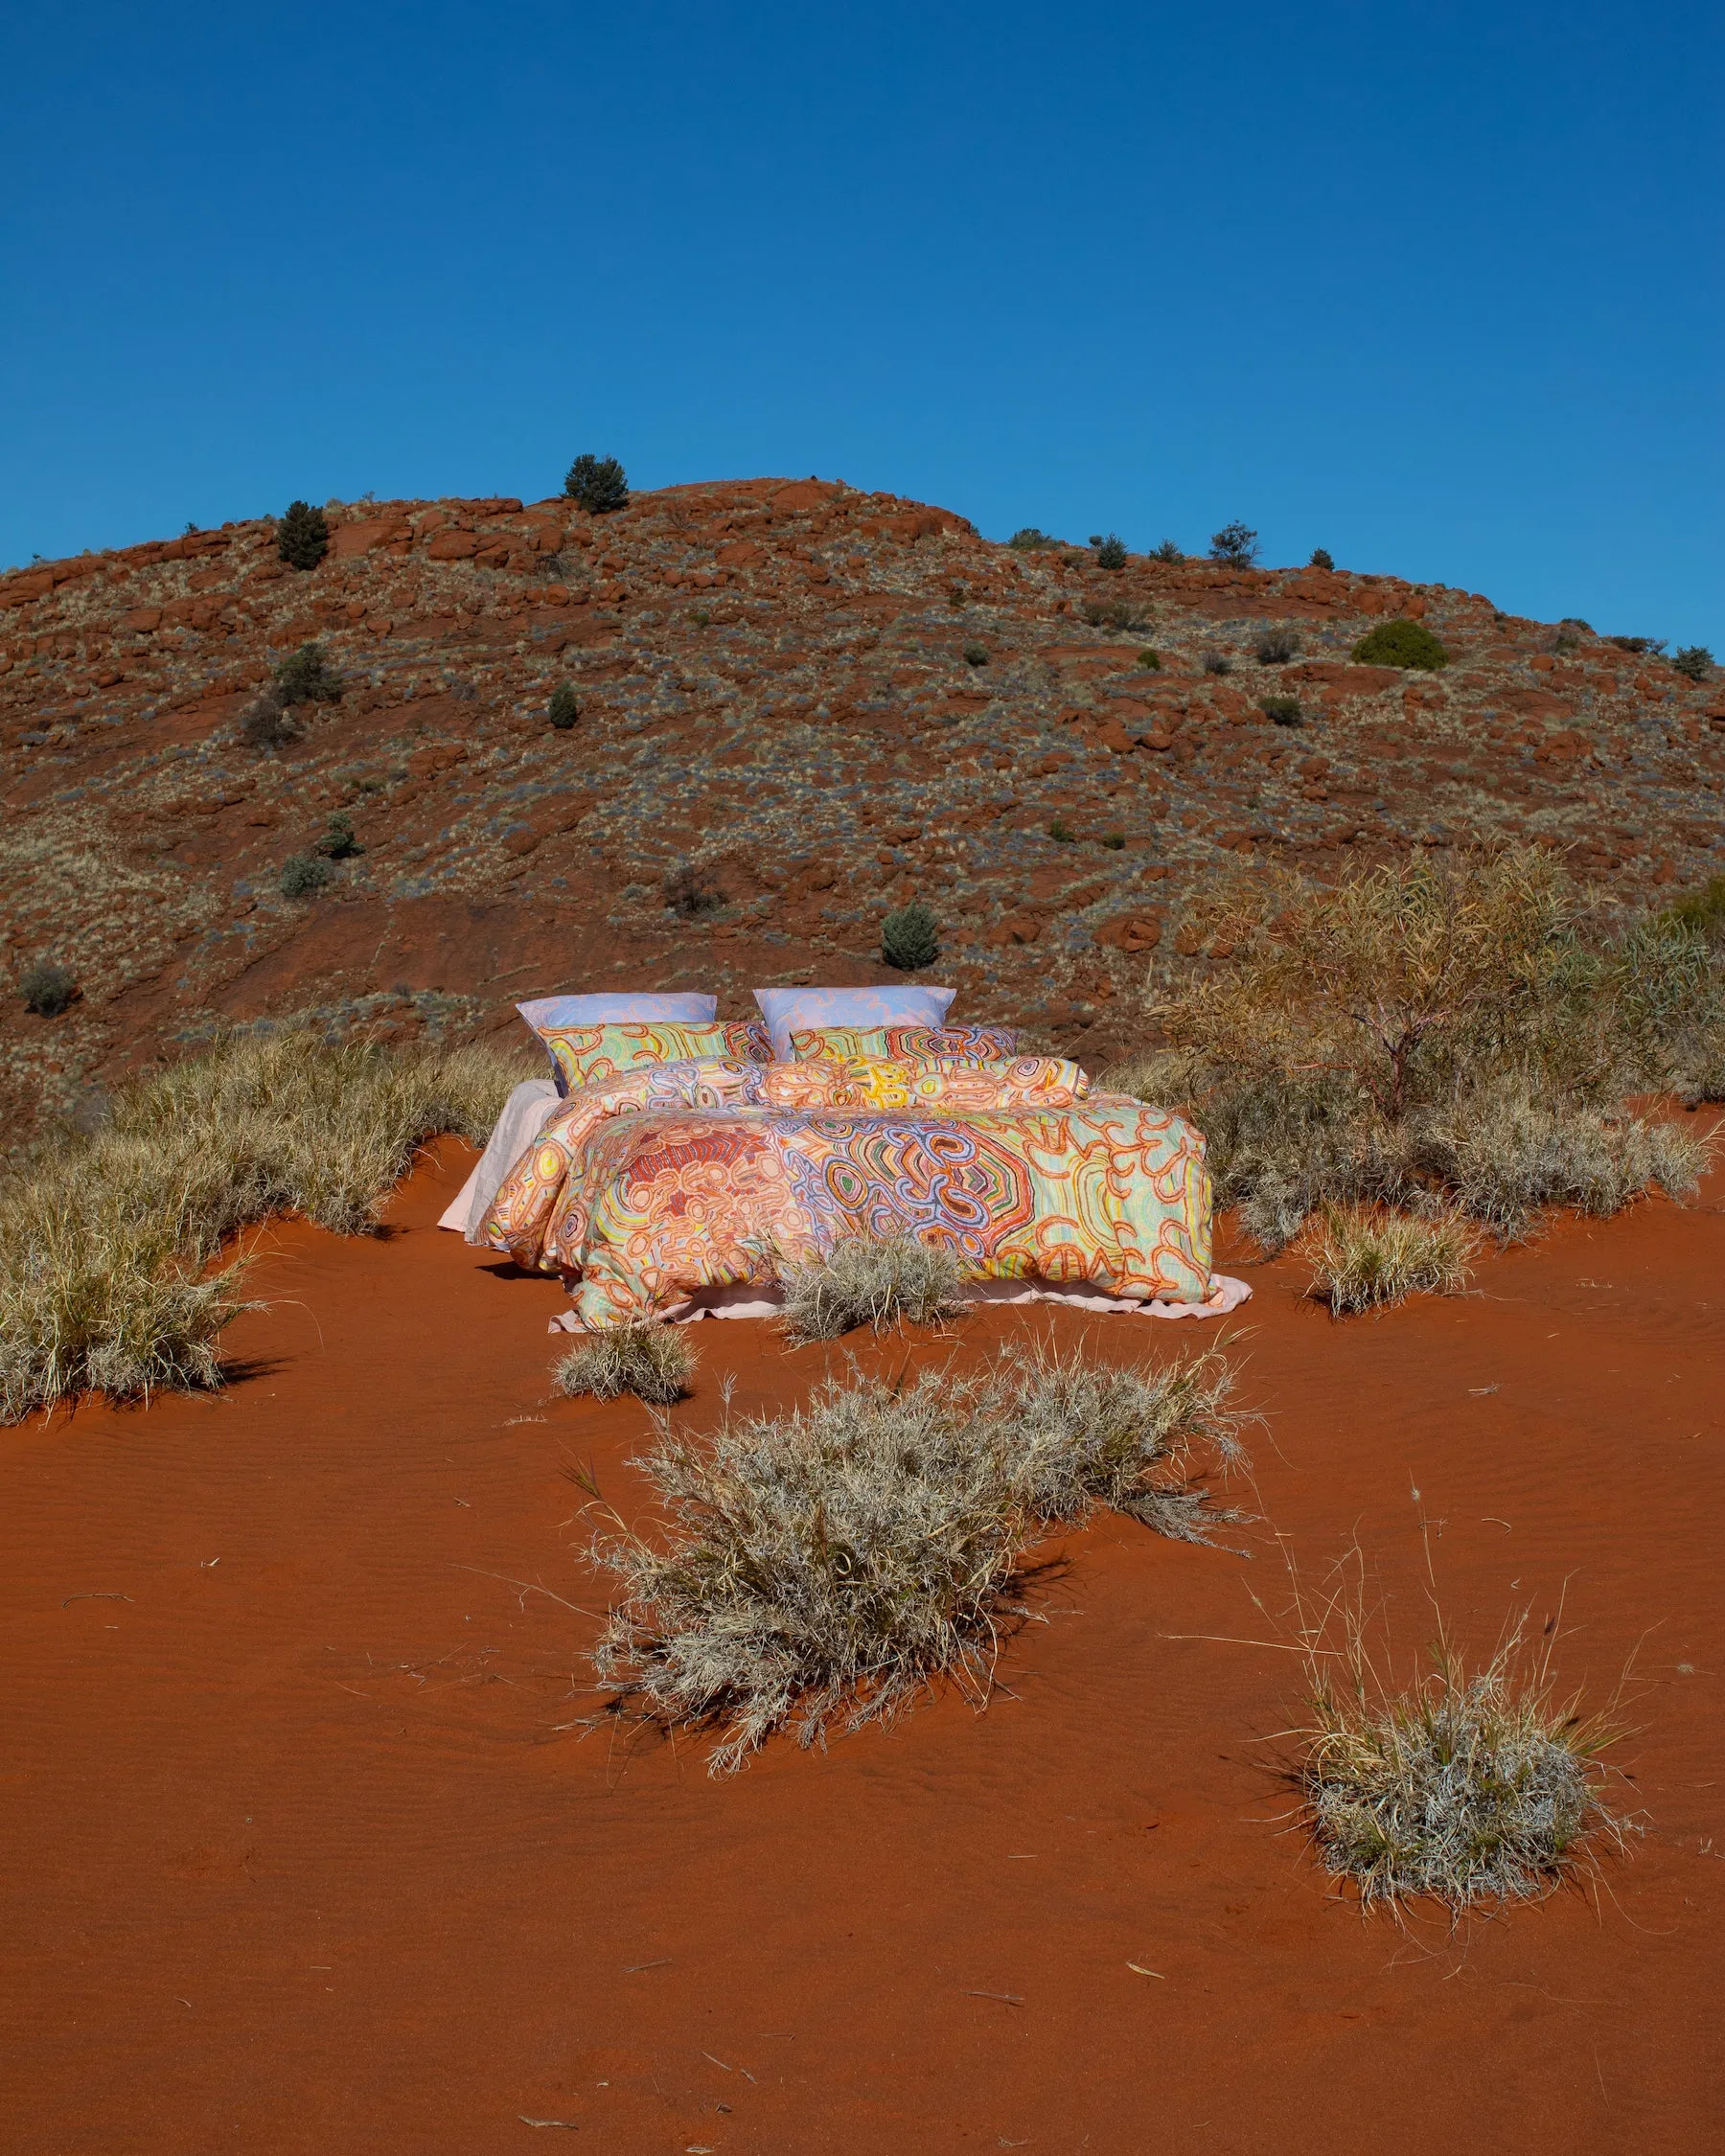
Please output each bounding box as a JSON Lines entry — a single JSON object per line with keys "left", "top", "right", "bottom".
{"left": 589, "top": 1341, "right": 1248, "bottom": 1772}
{"left": 0, "top": 1027, "right": 529, "bottom": 1423}
{"left": 780, "top": 1231, "right": 967, "bottom": 1342}
{"left": 1105, "top": 846, "right": 1722, "bottom": 1251}
{"left": 1298, "top": 1204, "right": 1481, "bottom": 1317}
{"left": 1290, "top": 1552, "right": 1631, "bottom": 1913}
{"left": 555, "top": 1323, "right": 697, "bottom": 1406}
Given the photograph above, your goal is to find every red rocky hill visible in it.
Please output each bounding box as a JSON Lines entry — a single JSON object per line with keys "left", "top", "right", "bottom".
{"left": 3, "top": 475, "right": 1721, "bottom": 1136}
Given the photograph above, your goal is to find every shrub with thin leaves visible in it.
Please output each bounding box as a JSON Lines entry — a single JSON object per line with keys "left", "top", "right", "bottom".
{"left": 1209, "top": 521, "right": 1260, "bottom": 568}
{"left": 1298, "top": 1205, "right": 1481, "bottom": 1317}
{"left": 273, "top": 642, "right": 343, "bottom": 706}
{"left": 1292, "top": 1556, "right": 1629, "bottom": 1912}
{"left": 1671, "top": 645, "right": 1714, "bottom": 682}
{"left": 556, "top": 1323, "right": 696, "bottom": 1405}
{"left": 280, "top": 854, "right": 332, "bottom": 900}
{"left": 20, "top": 959, "right": 76, "bottom": 1018}
{"left": 564, "top": 453, "right": 629, "bottom": 514}
{"left": 0, "top": 1028, "right": 528, "bottom": 1423}
{"left": 276, "top": 500, "right": 329, "bottom": 571}
{"left": 780, "top": 1232, "right": 966, "bottom": 1342}
{"left": 238, "top": 688, "right": 295, "bottom": 750}
{"left": 882, "top": 898, "right": 939, "bottom": 971}
{"left": 589, "top": 1344, "right": 1247, "bottom": 1772}
{"left": 1254, "top": 627, "right": 1300, "bottom": 664}
{"left": 548, "top": 682, "right": 580, "bottom": 730}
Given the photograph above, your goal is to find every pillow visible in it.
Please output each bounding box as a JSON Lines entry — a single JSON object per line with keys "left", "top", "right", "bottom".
{"left": 763, "top": 1055, "right": 1088, "bottom": 1112}
{"left": 787, "top": 1023, "right": 1022, "bottom": 1065}
{"left": 518, "top": 991, "right": 716, "bottom": 1031}
{"left": 753, "top": 984, "right": 956, "bottom": 1063}
{"left": 538, "top": 1020, "right": 770, "bottom": 1095}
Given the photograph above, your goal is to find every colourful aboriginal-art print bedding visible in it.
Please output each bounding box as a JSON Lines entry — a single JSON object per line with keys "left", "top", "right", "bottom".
{"left": 478, "top": 1053, "right": 1217, "bottom": 1332}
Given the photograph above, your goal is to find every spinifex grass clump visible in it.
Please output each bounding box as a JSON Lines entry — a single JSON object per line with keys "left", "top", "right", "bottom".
{"left": 556, "top": 1323, "right": 696, "bottom": 1406}
{"left": 1294, "top": 1564, "right": 1629, "bottom": 1913}
{"left": 1106, "top": 846, "right": 1715, "bottom": 1250}
{"left": 780, "top": 1231, "right": 966, "bottom": 1342}
{"left": 590, "top": 1342, "right": 1247, "bottom": 1773}
{"left": 0, "top": 1029, "right": 526, "bottom": 1422}
{"left": 1298, "top": 1204, "right": 1481, "bottom": 1317}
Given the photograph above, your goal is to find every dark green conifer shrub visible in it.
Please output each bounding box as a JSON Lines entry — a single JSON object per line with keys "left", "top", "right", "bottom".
{"left": 548, "top": 682, "right": 580, "bottom": 729}
{"left": 316, "top": 813, "right": 363, "bottom": 860}
{"left": 882, "top": 900, "right": 939, "bottom": 972}
{"left": 1672, "top": 645, "right": 1715, "bottom": 681}
{"left": 1095, "top": 533, "right": 1128, "bottom": 571}
{"left": 1353, "top": 619, "right": 1451, "bottom": 670}
{"left": 1209, "top": 521, "right": 1260, "bottom": 568}
{"left": 277, "top": 501, "right": 330, "bottom": 571}
{"left": 1150, "top": 539, "right": 1184, "bottom": 563}
{"left": 273, "top": 642, "right": 343, "bottom": 705}
{"left": 1308, "top": 547, "right": 1335, "bottom": 571}
{"left": 20, "top": 960, "right": 76, "bottom": 1017}
{"left": 564, "top": 453, "right": 629, "bottom": 514}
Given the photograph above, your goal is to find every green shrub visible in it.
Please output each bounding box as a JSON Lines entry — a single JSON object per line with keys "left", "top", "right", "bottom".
{"left": 273, "top": 642, "right": 343, "bottom": 705}
{"left": 316, "top": 813, "right": 363, "bottom": 860}
{"left": 20, "top": 959, "right": 76, "bottom": 1017}
{"left": 1095, "top": 533, "right": 1127, "bottom": 570}
{"left": 1203, "top": 649, "right": 1232, "bottom": 676}
{"left": 564, "top": 453, "right": 629, "bottom": 514}
{"left": 1008, "top": 527, "right": 1062, "bottom": 551}
{"left": 1150, "top": 539, "right": 1184, "bottom": 563}
{"left": 1048, "top": 817, "right": 1077, "bottom": 843}
{"left": 238, "top": 689, "right": 295, "bottom": 750}
{"left": 1353, "top": 619, "right": 1450, "bottom": 670}
{"left": 962, "top": 641, "right": 989, "bottom": 666}
{"left": 1209, "top": 521, "right": 1260, "bottom": 568}
{"left": 276, "top": 501, "right": 329, "bottom": 571}
{"left": 280, "top": 854, "right": 333, "bottom": 901}
{"left": 1661, "top": 875, "right": 1725, "bottom": 939}
{"left": 1137, "top": 647, "right": 1162, "bottom": 669}
{"left": 1102, "top": 832, "right": 1126, "bottom": 850}
{"left": 1254, "top": 627, "right": 1300, "bottom": 664}
{"left": 882, "top": 899, "right": 939, "bottom": 972}
{"left": 1308, "top": 547, "right": 1335, "bottom": 571}
{"left": 1672, "top": 645, "right": 1715, "bottom": 681}
{"left": 548, "top": 682, "right": 580, "bottom": 730}
{"left": 1609, "top": 634, "right": 1663, "bottom": 655}
{"left": 1259, "top": 696, "right": 1303, "bottom": 726}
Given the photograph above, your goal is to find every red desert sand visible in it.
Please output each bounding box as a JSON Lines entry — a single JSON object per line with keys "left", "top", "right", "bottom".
{"left": 3, "top": 1136, "right": 1722, "bottom": 2152}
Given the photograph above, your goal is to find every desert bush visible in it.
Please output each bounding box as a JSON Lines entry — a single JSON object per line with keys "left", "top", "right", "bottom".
{"left": 1108, "top": 847, "right": 1718, "bottom": 1249}
{"left": 238, "top": 687, "right": 295, "bottom": 750}
{"left": 1298, "top": 1204, "right": 1480, "bottom": 1317}
{"left": 1202, "top": 649, "right": 1232, "bottom": 676}
{"left": 780, "top": 1232, "right": 966, "bottom": 1342}
{"left": 1609, "top": 633, "right": 1664, "bottom": 655}
{"left": 1672, "top": 645, "right": 1715, "bottom": 681}
{"left": 1209, "top": 521, "right": 1260, "bottom": 568}
{"left": 1102, "top": 832, "right": 1126, "bottom": 850}
{"left": 589, "top": 1343, "right": 1246, "bottom": 1771}
{"left": 316, "top": 813, "right": 363, "bottom": 860}
{"left": 1150, "top": 539, "right": 1184, "bottom": 563}
{"left": 564, "top": 453, "right": 629, "bottom": 514}
{"left": 1047, "top": 818, "right": 1077, "bottom": 843}
{"left": 273, "top": 642, "right": 343, "bottom": 706}
{"left": 1293, "top": 1557, "right": 1628, "bottom": 1912}
{"left": 962, "top": 641, "right": 989, "bottom": 666}
{"left": 556, "top": 1323, "right": 696, "bottom": 1405}
{"left": 1254, "top": 627, "right": 1300, "bottom": 664}
{"left": 280, "top": 854, "right": 333, "bottom": 901}
{"left": 882, "top": 899, "right": 939, "bottom": 971}
{"left": 1095, "top": 533, "right": 1128, "bottom": 571}
{"left": 1353, "top": 619, "right": 1450, "bottom": 670}
{"left": 1259, "top": 696, "right": 1302, "bottom": 726}
{"left": 1081, "top": 599, "right": 1144, "bottom": 633}
{"left": 1662, "top": 875, "right": 1725, "bottom": 941}
{"left": 664, "top": 865, "right": 724, "bottom": 918}
{"left": 0, "top": 1029, "right": 527, "bottom": 1423}
{"left": 277, "top": 500, "right": 329, "bottom": 571}
{"left": 548, "top": 682, "right": 580, "bottom": 730}
{"left": 20, "top": 960, "right": 76, "bottom": 1018}
{"left": 1308, "top": 547, "right": 1335, "bottom": 571}
{"left": 1137, "top": 647, "right": 1162, "bottom": 670}
{"left": 1008, "top": 527, "right": 1065, "bottom": 551}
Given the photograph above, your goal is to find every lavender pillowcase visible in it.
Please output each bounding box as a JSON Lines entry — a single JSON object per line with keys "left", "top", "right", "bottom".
{"left": 752, "top": 984, "right": 956, "bottom": 1063}
{"left": 518, "top": 991, "right": 717, "bottom": 1032}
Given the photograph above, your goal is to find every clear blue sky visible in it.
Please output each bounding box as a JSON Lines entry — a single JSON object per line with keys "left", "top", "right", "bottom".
{"left": 3, "top": 2, "right": 1720, "bottom": 646}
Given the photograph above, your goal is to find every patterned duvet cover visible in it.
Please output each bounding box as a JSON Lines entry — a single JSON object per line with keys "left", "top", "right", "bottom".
{"left": 478, "top": 1056, "right": 1213, "bottom": 1331}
